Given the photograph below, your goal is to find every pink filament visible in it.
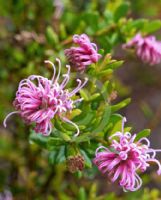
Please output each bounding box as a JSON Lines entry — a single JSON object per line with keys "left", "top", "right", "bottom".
{"left": 93, "top": 117, "right": 161, "bottom": 191}
{"left": 65, "top": 34, "right": 101, "bottom": 72}
{"left": 4, "top": 59, "right": 88, "bottom": 136}
{"left": 123, "top": 33, "right": 161, "bottom": 65}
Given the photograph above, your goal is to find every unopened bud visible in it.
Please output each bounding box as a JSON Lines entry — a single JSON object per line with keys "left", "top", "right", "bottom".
{"left": 67, "top": 154, "right": 85, "bottom": 173}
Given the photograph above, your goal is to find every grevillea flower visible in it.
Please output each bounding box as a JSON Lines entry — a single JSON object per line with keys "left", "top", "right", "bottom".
{"left": 93, "top": 117, "right": 161, "bottom": 192}
{"left": 64, "top": 34, "right": 101, "bottom": 72}
{"left": 123, "top": 33, "right": 161, "bottom": 65}
{"left": 4, "top": 59, "right": 88, "bottom": 136}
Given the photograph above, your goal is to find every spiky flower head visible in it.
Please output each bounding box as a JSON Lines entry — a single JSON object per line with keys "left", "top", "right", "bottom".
{"left": 4, "top": 59, "right": 88, "bottom": 136}
{"left": 93, "top": 117, "right": 161, "bottom": 192}
{"left": 65, "top": 34, "right": 101, "bottom": 72}
{"left": 123, "top": 33, "right": 161, "bottom": 65}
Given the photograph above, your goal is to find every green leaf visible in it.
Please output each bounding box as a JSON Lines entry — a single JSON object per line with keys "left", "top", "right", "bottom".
{"left": 142, "top": 20, "right": 161, "bottom": 33}
{"left": 80, "top": 150, "right": 92, "bottom": 168}
{"left": 78, "top": 187, "right": 87, "bottom": 200}
{"left": 59, "top": 133, "right": 71, "bottom": 142}
{"left": 130, "top": 19, "right": 147, "bottom": 30}
{"left": 46, "top": 26, "right": 59, "bottom": 45}
{"left": 75, "top": 171, "right": 83, "bottom": 179}
{"left": 48, "top": 146, "right": 66, "bottom": 164}
{"left": 110, "top": 119, "right": 122, "bottom": 135}
{"left": 104, "top": 114, "right": 123, "bottom": 136}
{"left": 59, "top": 23, "right": 67, "bottom": 40}
{"left": 62, "top": 121, "right": 85, "bottom": 132}
{"left": 87, "top": 117, "right": 102, "bottom": 132}
{"left": 122, "top": 19, "right": 147, "bottom": 32}
{"left": 54, "top": 117, "right": 67, "bottom": 132}
{"left": 88, "top": 93, "right": 100, "bottom": 101}
{"left": 48, "top": 151, "right": 57, "bottom": 165}
{"left": 135, "top": 129, "right": 151, "bottom": 141}
{"left": 73, "top": 105, "right": 96, "bottom": 126}
{"left": 101, "top": 80, "right": 110, "bottom": 97}
{"left": 70, "top": 109, "right": 82, "bottom": 119}
{"left": 55, "top": 146, "right": 66, "bottom": 163}
{"left": 111, "top": 98, "right": 131, "bottom": 112}
{"left": 91, "top": 101, "right": 100, "bottom": 110}
{"left": 47, "top": 138, "right": 65, "bottom": 150}
{"left": 82, "top": 12, "right": 99, "bottom": 32}
{"left": 89, "top": 183, "right": 97, "bottom": 199}
{"left": 92, "top": 106, "right": 111, "bottom": 135}
{"left": 106, "top": 60, "right": 124, "bottom": 70}
{"left": 114, "top": 2, "right": 130, "bottom": 22}
{"left": 80, "top": 89, "right": 89, "bottom": 101}
{"left": 97, "top": 69, "right": 113, "bottom": 77}
{"left": 73, "top": 132, "right": 91, "bottom": 143}
{"left": 29, "top": 132, "right": 49, "bottom": 148}
{"left": 110, "top": 119, "right": 132, "bottom": 136}
{"left": 98, "top": 49, "right": 104, "bottom": 55}
{"left": 109, "top": 114, "right": 123, "bottom": 124}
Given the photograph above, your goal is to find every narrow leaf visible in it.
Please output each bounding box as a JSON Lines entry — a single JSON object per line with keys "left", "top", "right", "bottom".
{"left": 111, "top": 98, "right": 131, "bottom": 112}
{"left": 29, "top": 132, "right": 49, "bottom": 149}
{"left": 114, "top": 2, "right": 130, "bottom": 22}
{"left": 135, "top": 129, "right": 151, "bottom": 141}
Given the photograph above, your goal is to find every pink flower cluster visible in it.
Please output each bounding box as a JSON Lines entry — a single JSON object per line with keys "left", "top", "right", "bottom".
{"left": 93, "top": 118, "right": 161, "bottom": 192}
{"left": 123, "top": 33, "right": 161, "bottom": 65}
{"left": 4, "top": 59, "right": 88, "bottom": 136}
{"left": 65, "top": 34, "right": 101, "bottom": 72}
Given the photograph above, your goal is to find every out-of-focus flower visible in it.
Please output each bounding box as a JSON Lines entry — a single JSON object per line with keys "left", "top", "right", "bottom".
{"left": 123, "top": 33, "right": 161, "bottom": 65}
{"left": 65, "top": 34, "right": 101, "bottom": 72}
{"left": 14, "top": 30, "right": 45, "bottom": 44}
{"left": 0, "top": 190, "right": 12, "bottom": 200}
{"left": 93, "top": 117, "right": 161, "bottom": 192}
{"left": 4, "top": 59, "right": 88, "bottom": 136}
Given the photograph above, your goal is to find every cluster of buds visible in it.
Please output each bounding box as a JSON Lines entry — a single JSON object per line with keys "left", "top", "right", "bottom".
{"left": 66, "top": 144, "right": 85, "bottom": 173}
{"left": 123, "top": 33, "right": 161, "bottom": 65}
{"left": 67, "top": 154, "right": 85, "bottom": 173}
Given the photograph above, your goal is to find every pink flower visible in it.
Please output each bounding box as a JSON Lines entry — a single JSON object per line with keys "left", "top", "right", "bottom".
{"left": 0, "top": 190, "right": 12, "bottom": 200}
{"left": 123, "top": 33, "right": 161, "bottom": 65}
{"left": 93, "top": 117, "right": 161, "bottom": 192}
{"left": 64, "top": 34, "right": 101, "bottom": 72}
{"left": 4, "top": 59, "right": 88, "bottom": 136}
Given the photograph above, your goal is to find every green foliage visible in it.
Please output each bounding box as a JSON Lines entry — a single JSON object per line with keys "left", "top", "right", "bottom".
{"left": 142, "top": 20, "right": 161, "bottom": 34}
{"left": 135, "top": 129, "right": 151, "bottom": 141}
{"left": 114, "top": 2, "right": 130, "bottom": 22}
{"left": 46, "top": 26, "right": 59, "bottom": 46}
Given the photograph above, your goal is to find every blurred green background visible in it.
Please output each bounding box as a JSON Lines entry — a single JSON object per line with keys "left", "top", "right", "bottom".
{"left": 1, "top": 0, "right": 161, "bottom": 199}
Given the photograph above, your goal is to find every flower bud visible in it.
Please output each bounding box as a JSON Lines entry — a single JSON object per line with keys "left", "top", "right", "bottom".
{"left": 67, "top": 154, "right": 85, "bottom": 173}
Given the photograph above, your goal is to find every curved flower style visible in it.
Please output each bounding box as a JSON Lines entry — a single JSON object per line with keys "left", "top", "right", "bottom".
{"left": 64, "top": 34, "right": 101, "bottom": 72}
{"left": 93, "top": 117, "right": 161, "bottom": 192}
{"left": 123, "top": 33, "right": 161, "bottom": 65}
{"left": 4, "top": 59, "right": 88, "bottom": 136}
